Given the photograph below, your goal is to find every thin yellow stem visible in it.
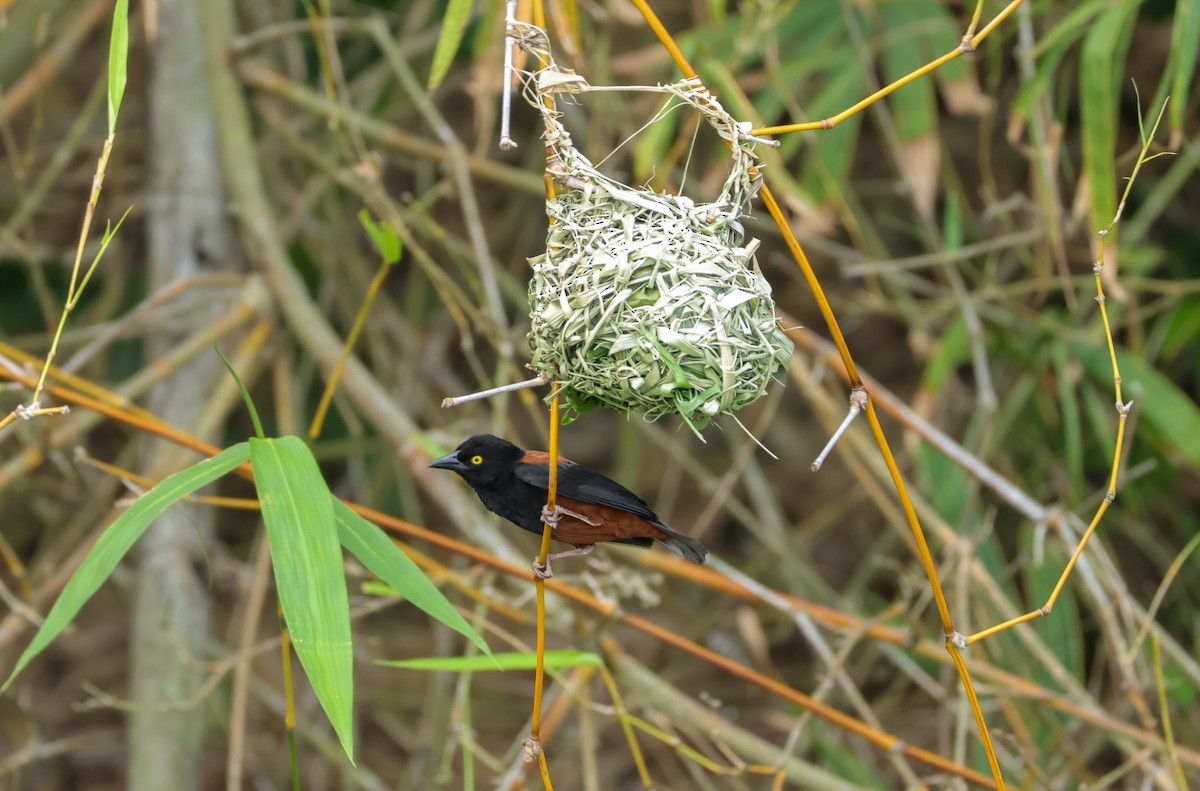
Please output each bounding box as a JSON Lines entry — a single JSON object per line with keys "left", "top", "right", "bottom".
{"left": 948, "top": 646, "right": 1006, "bottom": 790}
{"left": 532, "top": 390, "right": 559, "bottom": 743}
{"left": 752, "top": 0, "right": 1026, "bottom": 137}
{"left": 864, "top": 401, "right": 953, "bottom": 633}
{"left": 1096, "top": 280, "right": 1125, "bottom": 406}
{"left": 966, "top": 416, "right": 1121, "bottom": 645}
{"left": 966, "top": 609, "right": 1047, "bottom": 646}
{"left": 308, "top": 254, "right": 394, "bottom": 440}
{"left": 32, "top": 134, "right": 116, "bottom": 405}
{"left": 595, "top": 656, "right": 652, "bottom": 786}
{"left": 0, "top": 529, "right": 30, "bottom": 599}
{"left": 279, "top": 605, "right": 301, "bottom": 790}
{"left": 966, "top": 102, "right": 1170, "bottom": 651}
{"left": 1153, "top": 633, "right": 1190, "bottom": 790}
{"left": 629, "top": 0, "right": 695, "bottom": 77}
{"left": 620, "top": 2, "right": 1005, "bottom": 785}
{"left": 759, "top": 185, "right": 862, "bottom": 387}
{"left": 529, "top": 2, "right": 557, "bottom": 781}
{"left": 535, "top": 752, "right": 554, "bottom": 789}
{"left": 963, "top": 0, "right": 986, "bottom": 39}
{"left": 1046, "top": 504, "right": 1110, "bottom": 610}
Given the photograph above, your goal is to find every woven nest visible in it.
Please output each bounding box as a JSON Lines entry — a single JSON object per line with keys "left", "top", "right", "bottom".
{"left": 522, "top": 59, "right": 793, "bottom": 431}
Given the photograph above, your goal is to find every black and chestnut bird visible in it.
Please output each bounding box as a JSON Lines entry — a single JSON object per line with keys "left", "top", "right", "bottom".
{"left": 431, "top": 434, "right": 707, "bottom": 578}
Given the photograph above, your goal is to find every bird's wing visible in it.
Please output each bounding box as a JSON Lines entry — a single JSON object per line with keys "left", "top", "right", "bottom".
{"left": 515, "top": 451, "right": 661, "bottom": 524}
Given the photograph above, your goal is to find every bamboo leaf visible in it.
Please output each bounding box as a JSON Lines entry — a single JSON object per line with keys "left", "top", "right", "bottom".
{"left": 1020, "top": 524, "right": 1085, "bottom": 684}
{"left": 1012, "top": 0, "right": 1108, "bottom": 121}
{"left": 251, "top": 436, "right": 355, "bottom": 761}
{"left": 1080, "top": 1, "right": 1138, "bottom": 233}
{"left": 1168, "top": 0, "right": 1199, "bottom": 135}
{"left": 1053, "top": 342, "right": 1084, "bottom": 496}
{"left": 3, "top": 443, "right": 250, "bottom": 690}
{"left": 1076, "top": 344, "right": 1200, "bottom": 467}
{"left": 428, "top": 0, "right": 474, "bottom": 90}
{"left": 333, "top": 499, "right": 490, "bottom": 656}
{"left": 107, "top": 0, "right": 129, "bottom": 134}
{"left": 879, "top": 0, "right": 939, "bottom": 141}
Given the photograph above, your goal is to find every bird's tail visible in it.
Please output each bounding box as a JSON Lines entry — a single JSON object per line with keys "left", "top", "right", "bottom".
{"left": 654, "top": 525, "right": 707, "bottom": 564}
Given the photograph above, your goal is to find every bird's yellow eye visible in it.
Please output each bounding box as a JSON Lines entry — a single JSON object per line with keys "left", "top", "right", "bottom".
{"left": 470, "top": 455, "right": 483, "bottom": 465}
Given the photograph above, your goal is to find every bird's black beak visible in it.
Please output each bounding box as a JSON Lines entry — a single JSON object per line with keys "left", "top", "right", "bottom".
{"left": 429, "top": 452, "right": 468, "bottom": 473}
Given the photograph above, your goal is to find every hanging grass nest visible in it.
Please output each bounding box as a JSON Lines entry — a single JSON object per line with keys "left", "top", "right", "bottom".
{"left": 524, "top": 64, "right": 793, "bottom": 432}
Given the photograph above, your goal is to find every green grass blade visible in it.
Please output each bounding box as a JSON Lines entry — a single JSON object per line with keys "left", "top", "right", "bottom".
{"left": 1020, "top": 525, "right": 1085, "bottom": 684}
{"left": 333, "top": 499, "right": 490, "bottom": 656}
{"left": 427, "top": 0, "right": 473, "bottom": 90}
{"left": 214, "top": 344, "right": 265, "bottom": 439}
{"left": 1168, "top": 0, "right": 1200, "bottom": 135}
{"left": 1053, "top": 342, "right": 1084, "bottom": 496}
{"left": 107, "top": 0, "right": 128, "bottom": 134}
{"left": 879, "top": 1, "right": 939, "bottom": 141}
{"left": 378, "top": 650, "right": 600, "bottom": 672}
{"left": 3, "top": 442, "right": 250, "bottom": 690}
{"left": 251, "top": 436, "right": 355, "bottom": 762}
{"left": 1079, "top": 1, "right": 1138, "bottom": 233}
{"left": 1076, "top": 344, "right": 1200, "bottom": 467}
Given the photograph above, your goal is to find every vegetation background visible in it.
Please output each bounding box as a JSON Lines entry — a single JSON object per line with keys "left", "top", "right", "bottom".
{"left": 0, "top": 0, "right": 1197, "bottom": 789}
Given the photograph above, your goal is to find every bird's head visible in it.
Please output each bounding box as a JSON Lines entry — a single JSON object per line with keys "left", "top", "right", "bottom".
{"left": 430, "top": 434, "right": 524, "bottom": 488}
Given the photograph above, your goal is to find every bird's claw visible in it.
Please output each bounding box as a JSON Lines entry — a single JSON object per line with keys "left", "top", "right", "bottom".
{"left": 531, "top": 558, "right": 553, "bottom": 580}
{"left": 540, "top": 503, "right": 600, "bottom": 528}
{"left": 531, "top": 544, "right": 594, "bottom": 580}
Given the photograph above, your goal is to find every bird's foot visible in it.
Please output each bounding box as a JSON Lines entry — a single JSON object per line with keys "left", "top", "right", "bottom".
{"left": 540, "top": 503, "right": 600, "bottom": 528}
{"left": 531, "top": 544, "right": 595, "bottom": 580}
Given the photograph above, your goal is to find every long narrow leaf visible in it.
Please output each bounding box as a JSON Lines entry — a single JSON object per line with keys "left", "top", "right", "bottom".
{"left": 427, "top": 0, "right": 473, "bottom": 90}
{"left": 1076, "top": 344, "right": 1200, "bottom": 467}
{"left": 334, "top": 499, "right": 490, "bottom": 655}
{"left": 251, "top": 436, "right": 354, "bottom": 761}
{"left": 1079, "top": 1, "right": 1138, "bottom": 233}
{"left": 3, "top": 442, "right": 250, "bottom": 689}
{"left": 1168, "top": 0, "right": 1200, "bottom": 135}
{"left": 107, "top": 0, "right": 129, "bottom": 134}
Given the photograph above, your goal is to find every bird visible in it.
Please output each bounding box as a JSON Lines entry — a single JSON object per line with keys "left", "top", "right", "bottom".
{"left": 430, "top": 434, "right": 707, "bottom": 579}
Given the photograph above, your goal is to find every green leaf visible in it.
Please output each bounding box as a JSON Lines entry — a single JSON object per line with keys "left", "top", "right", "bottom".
{"left": 1011, "top": 0, "right": 1107, "bottom": 121}
{"left": 799, "top": 54, "right": 865, "bottom": 204}
{"left": 916, "top": 444, "right": 970, "bottom": 525}
{"left": 214, "top": 344, "right": 264, "bottom": 439}
{"left": 427, "top": 0, "right": 474, "bottom": 91}
{"left": 358, "top": 210, "right": 402, "bottom": 264}
{"left": 1079, "top": 1, "right": 1138, "bottom": 233}
{"left": 4, "top": 443, "right": 251, "bottom": 690}
{"left": 1167, "top": 0, "right": 1200, "bottom": 135}
{"left": 333, "top": 499, "right": 490, "bottom": 656}
{"left": 69, "top": 207, "right": 133, "bottom": 308}
{"left": 1053, "top": 342, "right": 1084, "bottom": 496}
{"left": 1076, "top": 344, "right": 1200, "bottom": 467}
{"left": 378, "top": 650, "right": 600, "bottom": 672}
{"left": 879, "top": 0, "right": 940, "bottom": 141}
{"left": 1020, "top": 524, "right": 1085, "bottom": 684}
{"left": 107, "top": 0, "right": 129, "bottom": 135}
{"left": 251, "top": 436, "right": 354, "bottom": 761}
{"left": 920, "top": 315, "right": 969, "bottom": 392}
{"left": 705, "top": 0, "right": 726, "bottom": 27}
